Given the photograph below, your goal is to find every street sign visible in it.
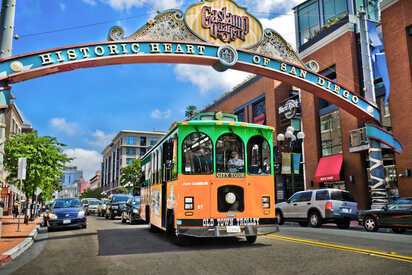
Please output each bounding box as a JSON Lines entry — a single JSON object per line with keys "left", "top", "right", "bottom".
{"left": 18, "top": 157, "right": 27, "bottom": 180}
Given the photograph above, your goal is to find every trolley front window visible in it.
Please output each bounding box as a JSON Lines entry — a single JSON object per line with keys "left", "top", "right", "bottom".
{"left": 216, "top": 133, "right": 245, "bottom": 174}
{"left": 182, "top": 132, "right": 213, "bottom": 175}
{"left": 247, "top": 136, "right": 271, "bottom": 175}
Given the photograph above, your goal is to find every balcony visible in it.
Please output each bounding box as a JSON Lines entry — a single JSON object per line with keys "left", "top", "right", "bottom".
{"left": 349, "top": 127, "right": 369, "bottom": 152}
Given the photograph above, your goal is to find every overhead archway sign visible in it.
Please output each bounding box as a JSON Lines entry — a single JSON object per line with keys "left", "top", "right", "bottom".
{"left": 0, "top": 0, "right": 391, "bottom": 127}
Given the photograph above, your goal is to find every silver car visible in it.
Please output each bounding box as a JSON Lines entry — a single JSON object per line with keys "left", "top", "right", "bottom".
{"left": 275, "top": 189, "right": 358, "bottom": 229}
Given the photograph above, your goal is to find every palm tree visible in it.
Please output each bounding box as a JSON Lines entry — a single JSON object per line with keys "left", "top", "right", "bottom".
{"left": 185, "top": 105, "right": 197, "bottom": 119}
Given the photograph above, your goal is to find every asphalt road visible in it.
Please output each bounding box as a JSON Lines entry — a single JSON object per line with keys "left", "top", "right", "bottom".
{"left": 1, "top": 216, "right": 411, "bottom": 275}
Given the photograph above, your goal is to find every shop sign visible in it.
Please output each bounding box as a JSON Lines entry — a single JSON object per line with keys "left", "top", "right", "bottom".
{"left": 279, "top": 99, "right": 299, "bottom": 119}
{"left": 185, "top": 0, "right": 263, "bottom": 49}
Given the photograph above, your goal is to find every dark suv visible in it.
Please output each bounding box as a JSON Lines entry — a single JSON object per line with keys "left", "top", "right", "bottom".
{"left": 275, "top": 189, "right": 358, "bottom": 228}
{"left": 105, "top": 194, "right": 132, "bottom": 220}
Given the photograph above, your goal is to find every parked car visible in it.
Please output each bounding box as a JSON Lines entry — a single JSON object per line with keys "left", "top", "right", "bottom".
{"left": 359, "top": 197, "right": 412, "bottom": 233}
{"left": 85, "top": 200, "right": 100, "bottom": 215}
{"left": 44, "top": 198, "right": 86, "bottom": 230}
{"left": 105, "top": 194, "right": 132, "bottom": 220}
{"left": 121, "top": 196, "right": 141, "bottom": 224}
{"left": 98, "top": 198, "right": 108, "bottom": 217}
{"left": 275, "top": 189, "right": 358, "bottom": 228}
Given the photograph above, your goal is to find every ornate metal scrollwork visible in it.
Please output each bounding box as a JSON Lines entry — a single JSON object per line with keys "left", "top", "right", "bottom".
{"left": 107, "top": 26, "right": 125, "bottom": 41}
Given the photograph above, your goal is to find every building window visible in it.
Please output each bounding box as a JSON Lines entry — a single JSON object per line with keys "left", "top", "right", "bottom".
{"left": 298, "top": 0, "right": 320, "bottom": 45}
{"left": 320, "top": 110, "right": 342, "bottom": 156}
{"left": 11, "top": 119, "right": 15, "bottom": 134}
{"left": 235, "top": 109, "right": 245, "bottom": 122}
{"left": 125, "top": 147, "right": 137, "bottom": 155}
{"left": 126, "top": 158, "right": 134, "bottom": 165}
{"left": 126, "top": 136, "right": 136, "bottom": 145}
{"left": 323, "top": 0, "right": 347, "bottom": 23}
{"left": 150, "top": 137, "right": 158, "bottom": 146}
{"left": 140, "top": 136, "right": 146, "bottom": 146}
{"left": 252, "top": 98, "right": 266, "bottom": 125}
{"left": 140, "top": 148, "right": 146, "bottom": 156}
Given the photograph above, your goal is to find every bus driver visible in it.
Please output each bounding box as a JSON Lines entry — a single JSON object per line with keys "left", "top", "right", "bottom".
{"left": 228, "top": 151, "right": 244, "bottom": 173}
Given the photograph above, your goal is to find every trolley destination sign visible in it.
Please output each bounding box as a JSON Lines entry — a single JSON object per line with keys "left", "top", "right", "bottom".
{"left": 0, "top": 40, "right": 381, "bottom": 122}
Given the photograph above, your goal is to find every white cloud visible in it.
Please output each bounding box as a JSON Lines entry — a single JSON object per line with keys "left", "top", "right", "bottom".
{"left": 86, "top": 0, "right": 183, "bottom": 11}
{"left": 248, "top": 0, "right": 306, "bottom": 15}
{"left": 151, "top": 109, "right": 171, "bottom": 119}
{"left": 86, "top": 130, "right": 115, "bottom": 149}
{"left": 174, "top": 65, "right": 253, "bottom": 94}
{"left": 64, "top": 148, "right": 102, "bottom": 181}
{"left": 59, "top": 3, "right": 66, "bottom": 11}
{"left": 82, "top": 0, "right": 97, "bottom": 5}
{"left": 50, "top": 118, "right": 79, "bottom": 136}
{"left": 260, "top": 13, "right": 297, "bottom": 50}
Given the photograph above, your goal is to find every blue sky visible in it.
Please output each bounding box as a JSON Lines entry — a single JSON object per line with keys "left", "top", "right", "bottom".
{"left": 10, "top": 0, "right": 304, "bottom": 180}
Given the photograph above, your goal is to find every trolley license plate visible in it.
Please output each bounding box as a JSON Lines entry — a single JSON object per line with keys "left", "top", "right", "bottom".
{"left": 226, "top": 226, "right": 241, "bottom": 233}
{"left": 63, "top": 219, "right": 71, "bottom": 224}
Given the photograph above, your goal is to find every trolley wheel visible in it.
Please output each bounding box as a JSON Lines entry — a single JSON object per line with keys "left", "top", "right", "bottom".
{"left": 246, "top": 235, "right": 257, "bottom": 244}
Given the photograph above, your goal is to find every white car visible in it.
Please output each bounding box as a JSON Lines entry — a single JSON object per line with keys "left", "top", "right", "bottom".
{"left": 275, "top": 189, "right": 358, "bottom": 229}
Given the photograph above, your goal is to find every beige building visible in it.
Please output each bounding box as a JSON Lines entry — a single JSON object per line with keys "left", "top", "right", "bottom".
{"left": 89, "top": 171, "right": 101, "bottom": 191}
{"left": 101, "top": 130, "right": 166, "bottom": 194}
{"left": 0, "top": 101, "right": 26, "bottom": 215}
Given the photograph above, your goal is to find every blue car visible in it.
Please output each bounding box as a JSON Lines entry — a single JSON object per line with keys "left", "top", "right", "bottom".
{"left": 45, "top": 198, "right": 87, "bottom": 230}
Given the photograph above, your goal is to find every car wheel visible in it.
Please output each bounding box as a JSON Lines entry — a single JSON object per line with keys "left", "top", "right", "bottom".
{"left": 246, "top": 235, "right": 257, "bottom": 244}
{"left": 276, "top": 210, "right": 284, "bottom": 225}
{"left": 392, "top": 228, "right": 406, "bottom": 233}
{"left": 299, "top": 221, "right": 308, "bottom": 227}
{"left": 121, "top": 213, "right": 126, "bottom": 223}
{"left": 337, "top": 220, "right": 350, "bottom": 229}
{"left": 363, "top": 216, "right": 378, "bottom": 232}
{"left": 110, "top": 214, "right": 115, "bottom": 220}
{"left": 308, "top": 211, "right": 322, "bottom": 227}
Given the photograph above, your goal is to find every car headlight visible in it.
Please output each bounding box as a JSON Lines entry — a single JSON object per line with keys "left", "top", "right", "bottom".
{"left": 49, "top": 213, "right": 58, "bottom": 220}
{"left": 78, "top": 211, "right": 85, "bottom": 217}
{"left": 133, "top": 209, "right": 139, "bottom": 214}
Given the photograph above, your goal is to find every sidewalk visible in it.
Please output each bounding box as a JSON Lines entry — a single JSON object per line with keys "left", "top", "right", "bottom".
{"left": 0, "top": 215, "right": 41, "bottom": 266}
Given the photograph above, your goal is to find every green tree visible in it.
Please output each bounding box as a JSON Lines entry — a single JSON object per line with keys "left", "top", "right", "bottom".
{"left": 185, "top": 105, "right": 197, "bottom": 119}
{"left": 120, "top": 158, "right": 142, "bottom": 195}
{"left": 79, "top": 187, "right": 103, "bottom": 200}
{"left": 4, "top": 131, "right": 71, "bottom": 205}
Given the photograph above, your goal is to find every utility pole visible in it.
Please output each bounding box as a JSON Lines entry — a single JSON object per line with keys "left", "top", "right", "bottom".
{"left": 358, "top": 6, "right": 387, "bottom": 209}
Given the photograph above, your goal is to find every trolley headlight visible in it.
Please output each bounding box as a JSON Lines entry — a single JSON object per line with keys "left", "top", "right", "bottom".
{"left": 184, "top": 197, "right": 194, "bottom": 210}
{"left": 262, "top": 196, "right": 270, "bottom": 209}
{"left": 225, "top": 192, "right": 236, "bottom": 204}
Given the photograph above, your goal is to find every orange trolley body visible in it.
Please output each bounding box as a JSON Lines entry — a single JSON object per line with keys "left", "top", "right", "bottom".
{"left": 140, "top": 113, "right": 278, "bottom": 242}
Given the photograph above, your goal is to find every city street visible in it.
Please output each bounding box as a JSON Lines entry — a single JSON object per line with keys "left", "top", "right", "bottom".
{"left": 1, "top": 216, "right": 411, "bottom": 275}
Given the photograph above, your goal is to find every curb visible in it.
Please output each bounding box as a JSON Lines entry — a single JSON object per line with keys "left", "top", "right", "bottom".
{"left": 0, "top": 224, "right": 40, "bottom": 267}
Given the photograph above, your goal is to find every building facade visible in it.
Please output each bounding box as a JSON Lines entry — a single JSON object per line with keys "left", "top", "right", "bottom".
{"left": 89, "top": 171, "right": 101, "bottom": 191}
{"left": 101, "top": 130, "right": 166, "bottom": 194}
{"left": 0, "top": 101, "right": 25, "bottom": 215}
{"left": 58, "top": 166, "right": 83, "bottom": 198}
{"left": 201, "top": 0, "right": 411, "bottom": 209}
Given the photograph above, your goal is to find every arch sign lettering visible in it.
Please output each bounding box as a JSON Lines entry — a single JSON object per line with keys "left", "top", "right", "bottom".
{"left": 0, "top": 0, "right": 402, "bottom": 151}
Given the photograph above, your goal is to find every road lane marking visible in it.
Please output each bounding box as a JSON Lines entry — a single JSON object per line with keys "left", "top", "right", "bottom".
{"left": 263, "top": 234, "right": 412, "bottom": 263}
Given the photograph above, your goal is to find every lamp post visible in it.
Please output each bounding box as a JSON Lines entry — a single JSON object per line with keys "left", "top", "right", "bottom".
{"left": 276, "top": 126, "right": 305, "bottom": 196}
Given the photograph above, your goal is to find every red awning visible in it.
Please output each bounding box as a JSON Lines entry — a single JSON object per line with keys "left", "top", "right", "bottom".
{"left": 314, "top": 154, "right": 343, "bottom": 183}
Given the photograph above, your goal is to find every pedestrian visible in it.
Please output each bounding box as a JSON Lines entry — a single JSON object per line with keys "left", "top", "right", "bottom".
{"left": 13, "top": 200, "right": 19, "bottom": 219}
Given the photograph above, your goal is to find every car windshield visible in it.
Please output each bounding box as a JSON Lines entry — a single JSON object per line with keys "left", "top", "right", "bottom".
{"left": 113, "top": 195, "right": 130, "bottom": 202}
{"left": 89, "top": 201, "right": 99, "bottom": 205}
{"left": 331, "top": 191, "right": 356, "bottom": 202}
{"left": 53, "top": 199, "right": 81, "bottom": 209}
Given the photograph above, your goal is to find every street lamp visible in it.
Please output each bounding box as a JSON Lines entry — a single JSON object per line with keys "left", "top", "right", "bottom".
{"left": 276, "top": 126, "right": 305, "bottom": 196}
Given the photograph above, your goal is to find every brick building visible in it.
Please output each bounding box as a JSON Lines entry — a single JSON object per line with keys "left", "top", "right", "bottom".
{"left": 201, "top": 0, "right": 411, "bottom": 209}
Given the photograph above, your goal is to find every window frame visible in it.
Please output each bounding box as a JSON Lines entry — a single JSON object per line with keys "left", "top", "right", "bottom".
{"left": 247, "top": 135, "right": 271, "bottom": 176}
{"left": 215, "top": 133, "right": 245, "bottom": 175}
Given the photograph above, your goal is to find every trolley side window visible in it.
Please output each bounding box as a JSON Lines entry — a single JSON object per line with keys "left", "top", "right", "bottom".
{"left": 216, "top": 133, "right": 245, "bottom": 173}
{"left": 182, "top": 132, "right": 213, "bottom": 175}
{"left": 247, "top": 136, "right": 271, "bottom": 175}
